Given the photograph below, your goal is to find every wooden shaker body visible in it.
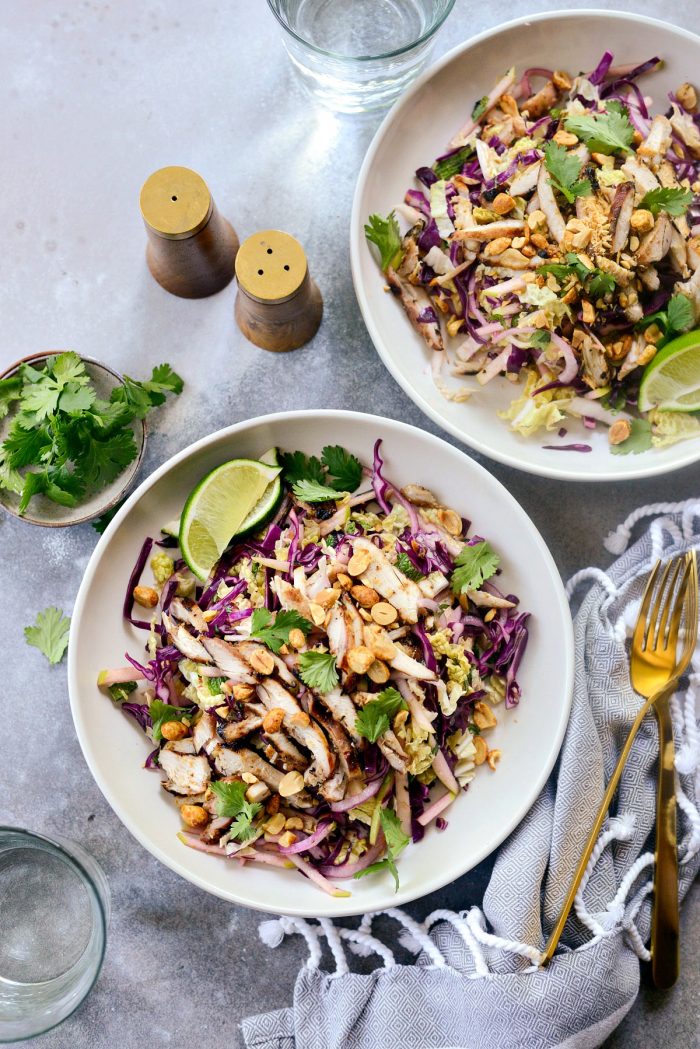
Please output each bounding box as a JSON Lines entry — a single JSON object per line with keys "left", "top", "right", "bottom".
{"left": 145, "top": 202, "right": 239, "bottom": 299}
{"left": 235, "top": 271, "right": 323, "bottom": 352}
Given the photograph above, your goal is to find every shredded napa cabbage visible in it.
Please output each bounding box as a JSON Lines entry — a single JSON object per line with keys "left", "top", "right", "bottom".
{"left": 499, "top": 368, "right": 573, "bottom": 437}
{"left": 650, "top": 409, "right": 700, "bottom": 447}
{"left": 519, "top": 283, "right": 571, "bottom": 326}
{"left": 430, "top": 179, "right": 455, "bottom": 239}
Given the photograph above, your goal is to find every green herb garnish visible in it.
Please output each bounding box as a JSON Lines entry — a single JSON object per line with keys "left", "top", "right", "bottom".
{"left": 298, "top": 651, "right": 339, "bottom": 694}
{"left": 564, "top": 101, "right": 635, "bottom": 155}
{"left": 639, "top": 187, "right": 693, "bottom": 217}
{"left": 543, "top": 141, "right": 592, "bottom": 203}
{"left": 108, "top": 680, "right": 138, "bottom": 703}
{"left": 24, "top": 606, "right": 71, "bottom": 664}
{"left": 636, "top": 293, "right": 694, "bottom": 344}
{"left": 355, "top": 687, "right": 408, "bottom": 743}
{"left": 610, "top": 418, "right": 654, "bottom": 456}
{"left": 364, "top": 212, "right": 404, "bottom": 272}
{"left": 450, "top": 540, "right": 500, "bottom": 595}
{"left": 149, "top": 700, "right": 192, "bottom": 742}
{"left": 433, "top": 144, "right": 474, "bottom": 180}
{"left": 354, "top": 808, "right": 410, "bottom": 892}
{"left": 210, "top": 781, "right": 262, "bottom": 842}
{"left": 395, "top": 552, "right": 424, "bottom": 581}
{"left": 249, "top": 608, "right": 313, "bottom": 654}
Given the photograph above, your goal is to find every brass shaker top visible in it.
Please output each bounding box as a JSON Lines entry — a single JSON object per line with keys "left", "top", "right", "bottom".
{"left": 235, "top": 230, "right": 308, "bottom": 303}
{"left": 140, "top": 166, "right": 212, "bottom": 240}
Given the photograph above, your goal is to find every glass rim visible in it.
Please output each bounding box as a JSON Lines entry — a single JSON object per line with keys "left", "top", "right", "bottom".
{"left": 0, "top": 826, "right": 108, "bottom": 1043}
{"left": 266, "top": 0, "right": 456, "bottom": 62}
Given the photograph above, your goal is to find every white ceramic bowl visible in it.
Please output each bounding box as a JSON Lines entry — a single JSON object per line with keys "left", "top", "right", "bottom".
{"left": 69, "top": 411, "right": 573, "bottom": 917}
{"left": 351, "top": 10, "right": 700, "bottom": 482}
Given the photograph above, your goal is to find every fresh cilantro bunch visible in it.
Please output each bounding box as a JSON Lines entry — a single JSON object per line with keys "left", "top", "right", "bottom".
{"left": 249, "top": 608, "right": 312, "bottom": 653}
{"left": 543, "top": 142, "right": 592, "bottom": 204}
{"left": 281, "top": 444, "right": 363, "bottom": 503}
{"left": 210, "top": 780, "right": 262, "bottom": 842}
{"left": 356, "top": 687, "right": 407, "bottom": 743}
{"left": 364, "top": 212, "right": 405, "bottom": 273}
{"left": 564, "top": 101, "right": 635, "bottom": 155}
{"left": 451, "top": 540, "right": 500, "bottom": 595}
{"left": 0, "top": 353, "right": 183, "bottom": 515}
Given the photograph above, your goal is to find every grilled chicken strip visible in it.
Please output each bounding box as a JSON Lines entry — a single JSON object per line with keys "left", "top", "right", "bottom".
{"left": 212, "top": 746, "right": 313, "bottom": 808}
{"left": 272, "top": 577, "right": 313, "bottom": 619}
{"left": 352, "top": 537, "right": 422, "bottom": 623}
{"left": 162, "top": 612, "right": 211, "bottom": 663}
{"left": 159, "top": 747, "right": 211, "bottom": 795}
{"left": 256, "top": 679, "right": 334, "bottom": 785}
{"left": 169, "top": 597, "right": 208, "bottom": 634}
{"left": 201, "top": 637, "right": 257, "bottom": 683}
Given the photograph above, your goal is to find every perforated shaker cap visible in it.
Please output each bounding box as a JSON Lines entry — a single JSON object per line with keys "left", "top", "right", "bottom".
{"left": 235, "top": 230, "right": 308, "bottom": 303}
{"left": 140, "top": 166, "right": 212, "bottom": 240}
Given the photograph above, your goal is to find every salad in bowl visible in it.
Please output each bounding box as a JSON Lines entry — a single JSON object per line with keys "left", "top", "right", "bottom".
{"left": 365, "top": 50, "right": 700, "bottom": 457}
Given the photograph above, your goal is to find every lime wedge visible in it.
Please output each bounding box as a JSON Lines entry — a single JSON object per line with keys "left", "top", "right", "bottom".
{"left": 179, "top": 457, "right": 282, "bottom": 580}
{"left": 639, "top": 330, "right": 700, "bottom": 412}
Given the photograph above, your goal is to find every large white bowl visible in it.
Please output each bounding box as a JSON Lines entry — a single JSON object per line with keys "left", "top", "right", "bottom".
{"left": 351, "top": 10, "right": 700, "bottom": 482}
{"left": 69, "top": 411, "right": 573, "bottom": 917}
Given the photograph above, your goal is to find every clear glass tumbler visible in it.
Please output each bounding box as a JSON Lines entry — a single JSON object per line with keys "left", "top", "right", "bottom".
{"left": 267, "top": 0, "right": 456, "bottom": 113}
{"left": 0, "top": 828, "right": 109, "bottom": 1042}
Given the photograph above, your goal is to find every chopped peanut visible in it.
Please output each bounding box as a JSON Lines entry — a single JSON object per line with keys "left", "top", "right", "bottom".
{"left": 643, "top": 323, "right": 663, "bottom": 345}
{"left": 266, "top": 793, "right": 280, "bottom": 816}
{"left": 483, "top": 236, "right": 511, "bottom": 256}
{"left": 160, "top": 720, "right": 187, "bottom": 741}
{"left": 491, "top": 193, "right": 515, "bottom": 215}
{"left": 262, "top": 707, "right": 285, "bottom": 734}
{"left": 608, "top": 419, "right": 632, "bottom": 446}
{"left": 288, "top": 628, "right": 306, "bottom": 650}
{"left": 314, "top": 588, "right": 340, "bottom": 609}
{"left": 133, "top": 585, "right": 159, "bottom": 608}
{"left": 367, "top": 660, "right": 390, "bottom": 684}
{"left": 437, "top": 508, "right": 462, "bottom": 535}
{"left": 581, "top": 299, "right": 595, "bottom": 324}
{"left": 279, "top": 770, "right": 305, "bottom": 798}
{"left": 337, "top": 572, "right": 353, "bottom": 588}
{"left": 363, "top": 625, "right": 397, "bottom": 662}
{"left": 571, "top": 228, "right": 592, "bottom": 250}
{"left": 291, "top": 711, "right": 311, "bottom": 727}
{"left": 472, "top": 701, "right": 497, "bottom": 730}
{"left": 630, "top": 209, "right": 654, "bottom": 234}
{"left": 552, "top": 69, "right": 572, "bottom": 91}
{"left": 232, "top": 683, "right": 255, "bottom": 701}
{"left": 527, "top": 209, "right": 547, "bottom": 231}
{"left": 278, "top": 831, "right": 298, "bottom": 848}
{"left": 347, "top": 646, "right": 375, "bottom": 674}
{"left": 264, "top": 812, "right": 286, "bottom": 835}
{"left": 285, "top": 816, "right": 304, "bottom": 831}
{"left": 553, "top": 130, "right": 578, "bottom": 147}
{"left": 180, "top": 804, "right": 209, "bottom": 828}
{"left": 487, "top": 748, "right": 502, "bottom": 771}
{"left": 351, "top": 584, "right": 380, "bottom": 608}
{"left": 348, "top": 549, "right": 372, "bottom": 576}
{"left": 248, "top": 648, "right": 275, "bottom": 676}
{"left": 677, "top": 82, "right": 697, "bottom": 112}
{"left": 309, "top": 602, "right": 327, "bottom": 626}
{"left": 393, "top": 708, "right": 409, "bottom": 731}
{"left": 530, "top": 233, "right": 549, "bottom": 252}
{"left": 241, "top": 772, "right": 258, "bottom": 784}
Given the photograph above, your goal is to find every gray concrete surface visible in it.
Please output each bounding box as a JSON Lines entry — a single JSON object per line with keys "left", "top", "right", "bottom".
{"left": 0, "top": 0, "right": 698, "bottom": 1045}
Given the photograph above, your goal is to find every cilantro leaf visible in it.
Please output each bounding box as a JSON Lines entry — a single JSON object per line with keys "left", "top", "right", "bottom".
{"left": 353, "top": 857, "right": 401, "bottom": 891}
{"left": 666, "top": 294, "right": 695, "bottom": 335}
{"left": 110, "top": 364, "right": 184, "bottom": 419}
{"left": 210, "top": 780, "right": 261, "bottom": 841}
{"left": 249, "top": 608, "right": 313, "bottom": 653}
{"left": 18, "top": 471, "right": 48, "bottom": 514}
{"left": 280, "top": 450, "right": 325, "bottom": 486}
{"left": 353, "top": 808, "right": 410, "bottom": 892}
{"left": 451, "top": 540, "right": 500, "bottom": 594}
{"left": 24, "top": 606, "right": 71, "bottom": 664}
{"left": 433, "top": 144, "right": 474, "bottom": 181}
{"left": 529, "top": 330, "right": 551, "bottom": 350}
{"left": 543, "top": 142, "right": 592, "bottom": 203}
{"left": 587, "top": 270, "right": 617, "bottom": 299}
{"left": 49, "top": 352, "right": 89, "bottom": 387}
{"left": 539, "top": 253, "right": 616, "bottom": 300}
{"left": 395, "top": 552, "right": 424, "bottom": 581}
{"left": 20, "top": 375, "right": 61, "bottom": 420}
{"left": 639, "top": 187, "right": 693, "bottom": 217}
{"left": 564, "top": 102, "right": 634, "bottom": 155}
{"left": 322, "top": 445, "right": 363, "bottom": 493}
{"left": 356, "top": 687, "right": 408, "bottom": 743}
{"left": 293, "top": 479, "right": 347, "bottom": 503}
{"left": 364, "top": 212, "right": 404, "bottom": 272}
{"left": 149, "top": 699, "right": 192, "bottom": 742}
{"left": 610, "top": 418, "right": 653, "bottom": 455}
{"left": 298, "top": 651, "right": 339, "bottom": 693}
{"left": 471, "top": 95, "right": 489, "bottom": 121}
{"left": 3, "top": 421, "right": 51, "bottom": 469}
{"left": 79, "top": 429, "right": 138, "bottom": 488}
{"left": 0, "top": 377, "right": 21, "bottom": 421}
{"left": 58, "top": 382, "right": 96, "bottom": 414}
{"left": 0, "top": 452, "right": 24, "bottom": 495}
{"left": 108, "top": 680, "right": 138, "bottom": 703}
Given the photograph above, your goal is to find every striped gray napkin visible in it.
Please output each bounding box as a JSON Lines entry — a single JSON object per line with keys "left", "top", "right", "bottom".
{"left": 241, "top": 501, "right": 700, "bottom": 1049}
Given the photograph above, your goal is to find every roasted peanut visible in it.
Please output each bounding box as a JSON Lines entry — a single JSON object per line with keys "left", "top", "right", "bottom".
{"left": 486, "top": 748, "right": 502, "bottom": 771}
{"left": 264, "top": 812, "right": 286, "bottom": 835}
{"left": 552, "top": 69, "right": 572, "bottom": 91}
{"left": 351, "top": 584, "right": 380, "bottom": 608}
{"left": 483, "top": 236, "right": 511, "bottom": 256}
{"left": 491, "top": 193, "right": 515, "bottom": 215}
{"left": 180, "top": 804, "right": 209, "bottom": 828}
{"left": 337, "top": 572, "right": 353, "bottom": 588}
{"left": 248, "top": 648, "right": 275, "bottom": 676}
{"left": 314, "top": 588, "right": 340, "bottom": 609}
{"left": 241, "top": 772, "right": 258, "bottom": 784}
{"left": 527, "top": 209, "right": 547, "bottom": 231}
{"left": 553, "top": 129, "right": 578, "bottom": 147}
{"left": 279, "top": 770, "right": 305, "bottom": 797}
{"left": 160, "top": 720, "right": 187, "bottom": 741}
{"left": 367, "top": 660, "right": 390, "bottom": 684}
{"left": 608, "top": 418, "right": 632, "bottom": 446}
{"left": 437, "top": 508, "right": 462, "bottom": 536}
{"left": 288, "top": 628, "right": 306, "bottom": 650}
{"left": 581, "top": 299, "right": 595, "bottom": 324}
{"left": 262, "top": 707, "right": 285, "bottom": 734}
{"left": 232, "top": 682, "right": 255, "bottom": 701}
{"left": 347, "top": 646, "right": 375, "bottom": 674}
{"left": 133, "top": 585, "right": 159, "bottom": 608}
{"left": 630, "top": 209, "right": 654, "bottom": 234}
{"left": 472, "top": 701, "right": 497, "bottom": 730}
{"left": 473, "top": 735, "right": 488, "bottom": 766}
{"left": 677, "top": 81, "right": 698, "bottom": 112}
{"left": 285, "top": 816, "right": 304, "bottom": 831}
{"left": 309, "top": 602, "right": 327, "bottom": 626}
{"left": 278, "top": 831, "right": 298, "bottom": 848}
{"left": 371, "top": 601, "right": 398, "bottom": 626}
{"left": 291, "top": 711, "right": 311, "bottom": 727}
{"left": 348, "top": 549, "right": 372, "bottom": 576}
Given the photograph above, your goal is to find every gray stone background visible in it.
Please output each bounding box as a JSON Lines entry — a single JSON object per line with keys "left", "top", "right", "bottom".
{"left": 1, "top": 0, "right": 698, "bottom": 1045}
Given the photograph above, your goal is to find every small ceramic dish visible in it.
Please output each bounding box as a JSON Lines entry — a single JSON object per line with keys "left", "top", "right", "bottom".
{"left": 0, "top": 351, "right": 146, "bottom": 527}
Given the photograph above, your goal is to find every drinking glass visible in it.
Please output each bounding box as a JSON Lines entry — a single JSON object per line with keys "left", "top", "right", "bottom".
{"left": 0, "top": 828, "right": 109, "bottom": 1042}
{"left": 267, "top": 0, "right": 456, "bottom": 113}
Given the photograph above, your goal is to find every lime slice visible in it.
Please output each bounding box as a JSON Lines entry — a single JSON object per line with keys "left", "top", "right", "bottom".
{"left": 639, "top": 330, "right": 700, "bottom": 412}
{"left": 179, "top": 457, "right": 282, "bottom": 580}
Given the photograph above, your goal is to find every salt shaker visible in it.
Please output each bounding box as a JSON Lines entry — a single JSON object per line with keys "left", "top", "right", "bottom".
{"left": 234, "top": 230, "right": 323, "bottom": 352}
{"left": 140, "top": 166, "right": 239, "bottom": 298}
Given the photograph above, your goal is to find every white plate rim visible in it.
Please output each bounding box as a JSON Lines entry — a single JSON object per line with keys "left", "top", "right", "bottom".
{"left": 68, "top": 408, "right": 574, "bottom": 916}
{"left": 350, "top": 8, "right": 700, "bottom": 483}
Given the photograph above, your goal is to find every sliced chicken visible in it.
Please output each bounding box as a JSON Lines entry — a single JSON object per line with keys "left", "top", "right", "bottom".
{"left": 352, "top": 537, "right": 422, "bottom": 624}
{"left": 637, "top": 114, "right": 672, "bottom": 159}
{"left": 452, "top": 219, "right": 525, "bottom": 242}
{"left": 386, "top": 267, "right": 444, "bottom": 353}
{"left": 637, "top": 213, "right": 672, "bottom": 266}
{"left": 466, "top": 589, "right": 517, "bottom": 609}
{"left": 321, "top": 687, "right": 360, "bottom": 740}
{"left": 201, "top": 637, "right": 257, "bottom": 683}
{"left": 378, "top": 731, "right": 409, "bottom": 773}
{"left": 326, "top": 603, "right": 349, "bottom": 669}
{"left": 537, "top": 162, "right": 566, "bottom": 244}
{"left": 319, "top": 767, "right": 347, "bottom": 804}
{"left": 219, "top": 715, "right": 264, "bottom": 743}
{"left": 418, "top": 571, "right": 450, "bottom": 599}
{"left": 169, "top": 597, "right": 208, "bottom": 634}
{"left": 621, "top": 156, "right": 659, "bottom": 197}
{"left": 159, "top": 748, "right": 211, "bottom": 795}
{"left": 256, "top": 679, "right": 334, "bottom": 785}
{"left": 212, "top": 746, "right": 313, "bottom": 808}
{"left": 389, "top": 642, "right": 437, "bottom": 681}
{"left": 609, "top": 182, "right": 635, "bottom": 254}
{"left": 162, "top": 612, "right": 211, "bottom": 663}
{"left": 521, "top": 79, "right": 558, "bottom": 119}
{"left": 192, "top": 711, "right": 219, "bottom": 754}
{"left": 309, "top": 699, "right": 361, "bottom": 780}
{"left": 262, "top": 732, "right": 308, "bottom": 772}
{"left": 272, "top": 577, "right": 312, "bottom": 619}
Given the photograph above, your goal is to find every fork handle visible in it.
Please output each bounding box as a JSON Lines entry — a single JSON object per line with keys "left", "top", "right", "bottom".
{"left": 651, "top": 692, "right": 679, "bottom": 989}
{"left": 542, "top": 691, "right": 656, "bottom": 963}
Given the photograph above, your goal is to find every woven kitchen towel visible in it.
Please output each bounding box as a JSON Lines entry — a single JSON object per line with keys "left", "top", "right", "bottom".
{"left": 241, "top": 501, "right": 700, "bottom": 1049}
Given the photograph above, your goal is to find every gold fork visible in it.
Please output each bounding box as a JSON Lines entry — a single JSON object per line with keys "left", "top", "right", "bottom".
{"left": 634, "top": 549, "right": 698, "bottom": 988}
{"left": 542, "top": 551, "right": 697, "bottom": 966}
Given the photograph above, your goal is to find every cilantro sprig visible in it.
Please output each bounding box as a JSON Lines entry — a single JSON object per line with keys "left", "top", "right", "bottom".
{"left": 298, "top": 650, "right": 339, "bottom": 694}
{"left": 639, "top": 187, "right": 693, "bottom": 217}
{"left": 636, "top": 293, "right": 694, "bottom": 344}
{"left": 354, "top": 808, "right": 410, "bottom": 892}
{"left": 564, "top": 101, "right": 635, "bottom": 155}
{"left": 149, "top": 699, "right": 193, "bottom": 742}
{"left": 364, "top": 212, "right": 404, "bottom": 272}
{"left": 249, "top": 608, "right": 313, "bottom": 654}
{"left": 539, "top": 252, "right": 616, "bottom": 300}
{"left": 24, "top": 606, "right": 71, "bottom": 664}
{"left": 450, "top": 540, "right": 500, "bottom": 595}
{"left": 281, "top": 444, "right": 363, "bottom": 503}
{"left": 355, "top": 687, "right": 408, "bottom": 743}
{"left": 543, "top": 142, "right": 592, "bottom": 204}
{"left": 609, "top": 419, "right": 653, "bottom": 456}
{"left": 0, "top": 353, "right": 183, "bottom": 516}
{"left": 210, "top": 781, "right": 262, "bottom": 842}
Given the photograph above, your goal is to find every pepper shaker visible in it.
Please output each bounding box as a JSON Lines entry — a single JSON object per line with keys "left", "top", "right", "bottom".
{"left": 140, "top": 166, "right": 239, "bottom": 298}
{"left": 234, "top": 230, "right": 323, "bottom": 352}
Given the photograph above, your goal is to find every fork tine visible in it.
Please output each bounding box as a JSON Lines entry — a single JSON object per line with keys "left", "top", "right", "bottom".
{"left": 679, "top": 551, "right": 699, "bottom": 671}
{"left": 644, "top": 558, "right": 675, "bottom": 651}
{"left": 633, "top": 559, "right": 662, "bottom": 656}
{"left": 663, "top": 556, "right": 691, "bottom": 655}
{"left": 658, "top": 556, "right": 687, "bottom": 651}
